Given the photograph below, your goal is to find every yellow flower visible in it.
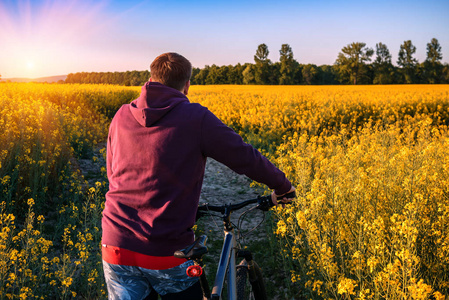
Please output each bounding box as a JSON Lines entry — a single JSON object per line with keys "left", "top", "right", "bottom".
{"left": 37, "top": 215, "right": 45, "bottom": 223}
{"left": 433, "top": 291, "right": 446, "bottom": 300}
{"left": 61, "top": 277, "right": 73, "bottom": 287}
{"left": 1, "top": 175, "right": 11, "bottom": 185}
{"left": 337, "top": 277, "right": 357, "bottom": 295}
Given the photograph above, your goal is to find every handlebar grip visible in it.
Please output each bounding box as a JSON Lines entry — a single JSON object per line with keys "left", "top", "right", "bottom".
{"left": 276, "top": 191, "right": 296, "bottom": 200}
{"left": 257, "top": 191, "right": 296, "bottom": 211}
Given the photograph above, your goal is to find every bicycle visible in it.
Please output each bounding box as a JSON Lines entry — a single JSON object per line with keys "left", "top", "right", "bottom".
{"left": 174, "top": 191, "right": 296, "bottom": 300}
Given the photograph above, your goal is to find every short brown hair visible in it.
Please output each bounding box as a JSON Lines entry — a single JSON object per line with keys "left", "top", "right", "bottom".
{"left": 150, "top": 53, "right": 192, "bottom": 91}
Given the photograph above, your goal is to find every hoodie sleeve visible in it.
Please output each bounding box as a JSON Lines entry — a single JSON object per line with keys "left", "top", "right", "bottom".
{"left": 200, "top": 109, "right": 291, "bottom": 195}
{"left": 106, "top": 117, "right": 115, "bottom": 181}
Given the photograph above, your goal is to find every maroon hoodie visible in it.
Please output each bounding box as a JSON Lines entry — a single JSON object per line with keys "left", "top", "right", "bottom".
{"left": 102, "top": 82, "right": 291, "bottom": 256}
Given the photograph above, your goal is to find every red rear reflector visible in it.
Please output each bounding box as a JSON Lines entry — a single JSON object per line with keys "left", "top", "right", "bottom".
{"left": 186, "top": 265, "right": 203, "bottom": 277}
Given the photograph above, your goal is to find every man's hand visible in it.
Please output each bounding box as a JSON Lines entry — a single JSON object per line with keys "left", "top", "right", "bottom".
{"left": 271, "top": 186, "right": 296, "bottom": 208}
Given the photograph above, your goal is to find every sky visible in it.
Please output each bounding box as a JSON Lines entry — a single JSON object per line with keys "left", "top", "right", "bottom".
{"left": 0, "top": 0, "right": 448, "bottom": 78}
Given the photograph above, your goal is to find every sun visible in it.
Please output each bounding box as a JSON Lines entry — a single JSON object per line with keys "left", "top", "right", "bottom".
{"left": 21, "top": 60, "right": 38, "bottom": 78}
{"left": 26, "top": 61, "right": 35, "bottom": 70}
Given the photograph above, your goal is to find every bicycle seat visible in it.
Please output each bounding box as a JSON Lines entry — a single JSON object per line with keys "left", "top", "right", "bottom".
{"left": 174, "top": 235, "right": 208, "bottom": 260}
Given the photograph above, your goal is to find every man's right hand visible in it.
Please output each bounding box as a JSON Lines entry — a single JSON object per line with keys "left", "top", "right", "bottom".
{"left": 271, "top": 186, "right": 296, "bottom": 207}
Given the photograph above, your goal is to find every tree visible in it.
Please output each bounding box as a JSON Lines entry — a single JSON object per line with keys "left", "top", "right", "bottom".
{"left": 242, "top": 64, "right": 255, "bottom": 84}
{"left": 375, "top": 43, "right": 392, "bottom": 65}
{"left": 193, "top": 66, "right": 210, "bottom": 85}
{"left": 205, "top": 65, "right": 224, "bottom": 84}
{"left": 140, "top": 70, "right": 151, "bottom": 85}
{"left": 302, "top": 64, "right": 318, "bottom": 85}
{"left": 422, "top": 38, "right": 443, "bottom": 83}
{"left": 254, "top": 44, "right": 271, "bottom": 84}
{"left": 397, "top": 40, "right": 418, "bottom": 84}
{"left": 217, "top": 65, "right": 230, "bottom": 84}
{"left": 443, "top": 64, "right": 449, "bottom": 84}
{"left": 335, "top": 42, "right": 374, "bottom": 84}
{"left": 254, "top": 43, "right": 269, "bottom": 63}
{"left": 269, "top": 62, "right": 281, "bottom": 84}
{"left": 279, "top": 44, "right": 296, "bottom": 84}
{"left": 229, "top": 63, "right": 244, "bottom": 84}
{"left": 373, "top": 42, "right": 394, "bottom": 84}
{"left": 426, "top": 38, "right": 442, "bottom": 64}
{"left": 190, "top": 68, "right": 200, "bottom": 84}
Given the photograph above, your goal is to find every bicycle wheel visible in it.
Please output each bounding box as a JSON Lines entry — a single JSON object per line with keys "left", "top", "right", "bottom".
{"left": 236, "top": 259, "right": 267, "bottom": 300}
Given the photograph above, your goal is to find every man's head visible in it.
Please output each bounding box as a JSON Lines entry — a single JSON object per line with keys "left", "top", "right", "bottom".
{"left": 150, "top": 52, "right": 192, "bottom": 94}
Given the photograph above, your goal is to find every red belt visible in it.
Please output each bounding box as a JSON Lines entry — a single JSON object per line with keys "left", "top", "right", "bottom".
{"left": 102, "top": 245, "right": 187, "bottom": 270}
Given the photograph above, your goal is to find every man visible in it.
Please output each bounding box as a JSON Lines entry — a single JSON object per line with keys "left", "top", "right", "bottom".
{"left": 102, "top": 52, "right": 295, "bottom": 299}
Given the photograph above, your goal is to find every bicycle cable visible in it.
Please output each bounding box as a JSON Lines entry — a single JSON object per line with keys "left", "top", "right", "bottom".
{"left": 237, "top": 206, "right": 266, "bottom": 243}
{"left": 203, "top": 205, "right": 221, "bottom": 231}
{"left": 199, "top": 201, "right": 266, "bottom": 243}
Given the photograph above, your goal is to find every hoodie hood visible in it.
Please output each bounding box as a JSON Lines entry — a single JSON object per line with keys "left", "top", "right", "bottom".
{"left": 130, "top": 82, "right": 189, "bottom": 127}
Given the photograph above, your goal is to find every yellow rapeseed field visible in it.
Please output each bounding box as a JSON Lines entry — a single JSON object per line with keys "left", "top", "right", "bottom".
{"left": 0, "top": 83, "right": 138, "bottom": 299}
{"left": 1, "top": 83, "right": 448, "bottom": 299}
{"left": 191, "top": 85, "right": 449, "bottom": 299}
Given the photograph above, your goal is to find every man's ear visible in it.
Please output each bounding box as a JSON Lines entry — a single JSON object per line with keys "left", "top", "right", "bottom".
{"left": 183, "top": 80, "right": 190, "bottom": 95}
{"left": 149, "top": 77, "right": 153, "bottom": 82}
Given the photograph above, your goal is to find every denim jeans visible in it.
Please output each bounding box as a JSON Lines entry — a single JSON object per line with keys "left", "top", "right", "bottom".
{"left": 102, "top": 260, "right": 200, "bottom": 300}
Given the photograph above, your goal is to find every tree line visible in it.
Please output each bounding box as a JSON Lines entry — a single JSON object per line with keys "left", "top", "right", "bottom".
{"left": 65, "top": 70, "right": 150, "bottom": 86}
{"left": 64, "top": 38, "right": 448, "bottom": 85}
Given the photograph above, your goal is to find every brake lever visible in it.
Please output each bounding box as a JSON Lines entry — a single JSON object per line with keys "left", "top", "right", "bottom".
{"left": 257, "top": 196, "right": 274, "bottom": 212}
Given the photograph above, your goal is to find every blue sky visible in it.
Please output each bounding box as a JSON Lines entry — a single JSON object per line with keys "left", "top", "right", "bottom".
{"left": 0, "top": 0, "right": 448, "bottom": 78}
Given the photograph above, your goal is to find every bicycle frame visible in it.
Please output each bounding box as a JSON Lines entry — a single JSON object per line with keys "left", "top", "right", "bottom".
{"left": 211, "top": 229, "right": 237, "bottom": 300}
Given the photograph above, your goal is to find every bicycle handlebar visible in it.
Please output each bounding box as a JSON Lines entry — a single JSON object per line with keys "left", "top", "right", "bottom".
{"left": 197, "top": 191, "right": 296, "bottom": 216}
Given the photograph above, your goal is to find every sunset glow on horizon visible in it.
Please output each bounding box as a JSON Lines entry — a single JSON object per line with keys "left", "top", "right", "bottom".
{"left": 1, "top": 0, "right": 448, "bottom": 79}
{"left": 0, "top": 0, "right": 118, "bottom": 78}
